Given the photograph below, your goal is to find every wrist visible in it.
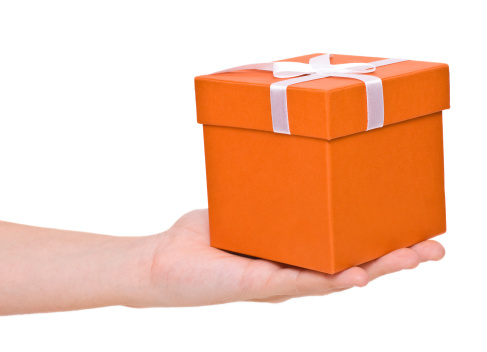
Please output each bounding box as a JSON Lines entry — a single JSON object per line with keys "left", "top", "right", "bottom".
{"left": 104, "top": 234, "right": 159, "bottom": 309}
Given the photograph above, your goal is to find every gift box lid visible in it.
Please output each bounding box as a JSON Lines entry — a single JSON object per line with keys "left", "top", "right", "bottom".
{"left": 194, "top": 53, "right": 450, "bottom": 140}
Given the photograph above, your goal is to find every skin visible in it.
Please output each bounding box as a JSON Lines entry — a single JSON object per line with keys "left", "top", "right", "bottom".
{"left": 0, "top": 209, "right": 445, "bottom": 315}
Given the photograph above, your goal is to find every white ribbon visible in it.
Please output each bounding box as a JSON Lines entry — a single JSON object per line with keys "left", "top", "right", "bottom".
{"left": 215, "top": 54, "right": 407, "bottom": 134}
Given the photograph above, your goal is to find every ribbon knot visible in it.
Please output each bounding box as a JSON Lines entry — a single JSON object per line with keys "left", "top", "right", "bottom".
{"left": 272, "top": 60, "right": 376, "bottom": 78}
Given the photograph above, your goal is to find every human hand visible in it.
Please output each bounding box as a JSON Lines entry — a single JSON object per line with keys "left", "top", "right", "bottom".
{"left": 0, "top": 209, "right": 445, "bottom": 315}
{"left": 132, "top": 209, "right": 445, "bottom": 307}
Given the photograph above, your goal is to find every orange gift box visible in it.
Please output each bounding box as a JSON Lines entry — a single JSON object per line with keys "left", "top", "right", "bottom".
{"left": 194, "top": 53, "right": 450, "bottom": 274}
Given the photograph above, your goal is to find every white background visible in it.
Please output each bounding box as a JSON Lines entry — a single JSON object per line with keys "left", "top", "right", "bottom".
{"left": 0, "top": 1, "right": 485, "bottom": 351}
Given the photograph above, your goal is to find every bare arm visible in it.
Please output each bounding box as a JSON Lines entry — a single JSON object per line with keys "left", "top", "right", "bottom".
{"left": 0, "top": 220, "right": 154, "bottom": 314}
{"left": 0, "top": 209, "right": 445, "bottom": 315}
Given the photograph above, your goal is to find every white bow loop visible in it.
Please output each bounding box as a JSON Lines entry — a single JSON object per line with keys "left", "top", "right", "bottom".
{"left": 273, "top": 61, "right": 376, "bottom": 78}
{"left": 271, "top": 62, "right": 316, "bottom": 78}
{"left": 321, "top": 62, "right": 376, "bottom": 74}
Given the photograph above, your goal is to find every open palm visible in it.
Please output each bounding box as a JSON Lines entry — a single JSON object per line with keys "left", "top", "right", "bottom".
{"left": 146, "top": 209, "right": 445, "bottom": 307}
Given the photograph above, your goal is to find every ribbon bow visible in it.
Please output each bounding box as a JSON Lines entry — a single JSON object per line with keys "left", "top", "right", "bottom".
{"left": 215, "top": 54, "right": 406, "bottom": 134}
{"left": 272, "top": 58, "right": 376, "bottom": 78}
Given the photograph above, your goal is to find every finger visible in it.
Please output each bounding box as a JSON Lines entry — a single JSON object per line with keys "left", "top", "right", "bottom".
{"left": 170, "top": 209, "right": 210, "bottom": 242}
{"left": 265, "top": 265, "right": 368, "bottom": 298}
{"left": 246, "top": 284, "right": 354, "bottom": 303}
{"left": 409, "top": 240, "right": 445, "bottom": 262}
{"left": 245, "top": 295, "right": 294, "bottom": 303}
{"left": 360, "top": 247, "right": 421, "bottom": 281}
{"left": 248, "top": 283, "right": 356, "bottom": 303}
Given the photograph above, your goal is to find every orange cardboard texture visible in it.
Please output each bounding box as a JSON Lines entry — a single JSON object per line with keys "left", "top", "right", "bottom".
{"left": 195, "top": 53, "right": 450, "bottom": 274}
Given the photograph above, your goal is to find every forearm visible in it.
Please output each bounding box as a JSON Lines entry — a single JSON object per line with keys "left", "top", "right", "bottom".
{"left": 0, "top": 220, "right": 155, "bottom": 315}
